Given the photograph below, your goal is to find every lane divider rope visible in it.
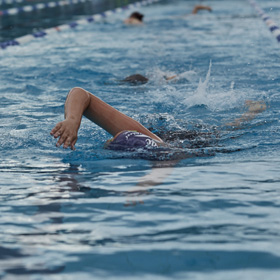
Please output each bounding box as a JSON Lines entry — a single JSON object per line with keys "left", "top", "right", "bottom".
{"left": 0, "top": 0, "right": 161, "bottom": 50}
{"left": 0, "top": 0, "right": 37, "bottom": 6}
{"left": 1, "top": 0, "right": 90, "bottom": 17}
{"left": 248, "top": 0, "right": 280, "bottom": 43}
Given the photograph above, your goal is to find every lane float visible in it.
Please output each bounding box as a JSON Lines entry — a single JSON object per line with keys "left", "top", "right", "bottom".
{"left": 0, "top": 0, "right": 161, "bottom": 50}
{"left": 248, "top": 0, "right": 280, "bottom": 43}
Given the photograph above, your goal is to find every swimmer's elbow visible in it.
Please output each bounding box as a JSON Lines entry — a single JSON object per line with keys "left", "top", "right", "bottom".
{"left": 69, "top": 87, "right": 87, "bottom": 95}
{"left": 68, "top": 87, "right": 91, "bottom": 108}
{"left": 70, "top": 87, "right": 90, "bottom": 99}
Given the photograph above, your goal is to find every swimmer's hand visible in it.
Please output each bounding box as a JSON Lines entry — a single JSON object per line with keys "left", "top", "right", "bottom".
{"left": 245, "top": 100, "right": 267, "bottom": 113}
{"left": 50, "top": 119, "right": 79, "bottom": 150}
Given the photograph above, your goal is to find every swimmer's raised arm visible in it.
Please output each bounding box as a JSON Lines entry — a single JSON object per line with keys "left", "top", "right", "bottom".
{"left": 50, "top": 87, "right": 162, "bottom": 149}
{"left": 165, "top": 75, "right": 177, "bottom": 81}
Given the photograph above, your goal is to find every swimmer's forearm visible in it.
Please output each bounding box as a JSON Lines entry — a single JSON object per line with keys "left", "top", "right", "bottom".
{"left": 165, "top": 75, "right": 177, "bottom": 81}
{"left": 64, "top": 87, "right": 91, "bottom": 126}
{"left": 82, "top": 90, "right": 163, "bottom": 142}
{"left": 225, "top": 101, "right": 266, "bottom": 128}
{"left": 229, "top": 113, "right": 257, "bottom": 127}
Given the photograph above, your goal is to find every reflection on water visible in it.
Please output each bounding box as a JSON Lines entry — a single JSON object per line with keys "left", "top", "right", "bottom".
{"left": 1, "top": 158, "right": 280, "bottom": 278}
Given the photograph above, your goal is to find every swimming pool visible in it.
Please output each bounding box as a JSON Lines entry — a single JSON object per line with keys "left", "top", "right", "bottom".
{"left": 0, "top": 0, "right": 280, "bottom": 279}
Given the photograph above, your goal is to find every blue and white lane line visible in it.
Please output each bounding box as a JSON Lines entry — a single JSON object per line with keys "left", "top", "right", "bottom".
{"left": 0, "top": 0, "right": 88, "bottom": 16}
{"left": 0, "top": 0, "right": 25, "bottom": 5}
{"left": 248, "top": 0, "right": 280, "bottom": 43}
{"left": 0, "top": 0, "right": 161, "bottom": 50}
{"left": 0, "top": 0, "right": 41, "bottom": 6}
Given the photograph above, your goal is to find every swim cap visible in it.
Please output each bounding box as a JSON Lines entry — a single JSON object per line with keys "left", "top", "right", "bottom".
{"left": 105, "top": 131, "right": 159, "bottom": 151}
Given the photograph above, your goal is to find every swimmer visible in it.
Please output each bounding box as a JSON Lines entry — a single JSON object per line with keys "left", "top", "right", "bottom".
{"left": 124, "top": 12, "right": 144, "bottom": 25}
{"left": 192, "top": 5, "right": 212, "bottom": 14}
{"left": 122, "top": 74, "right": 177, "bottom": 84}
{"left": 50, "top": 87, "right": 266, "bottom": 151}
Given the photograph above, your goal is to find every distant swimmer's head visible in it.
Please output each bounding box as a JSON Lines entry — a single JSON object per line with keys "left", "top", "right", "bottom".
{"left": 122, "top": 74, "right": 149, "bottom": 84}
{"left": 124, "top": 12, "right": 144, "bottom": 25}
{"left": 130, "top": 12, "right": 144, "bottom": 21}
{"left": 191, "top": 5, "right": 212, "bottom": 14}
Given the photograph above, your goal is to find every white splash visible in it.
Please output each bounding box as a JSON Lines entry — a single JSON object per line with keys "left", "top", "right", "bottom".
{"left": 196, "top": 60, "right": 212, "bottom": 96}
{"left": 181, "top": 61, "right": 254, "bottom": 111}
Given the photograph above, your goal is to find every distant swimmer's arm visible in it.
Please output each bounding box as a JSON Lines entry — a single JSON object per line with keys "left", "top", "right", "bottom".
{"left": 226, "top": 100, "right": 267, "bottom": 128}
{"left": 165, "top": 75, "right": 177, "bottom": 81}
{"left": 192, "top": 5, "right": 212, "bottom": 14}
{"left": 50, "top": 87, "right": 162, "bottom": 149}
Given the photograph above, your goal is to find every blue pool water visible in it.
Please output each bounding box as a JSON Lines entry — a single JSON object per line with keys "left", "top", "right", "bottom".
{"left": 1, "top": 0, "right": 280, "bottom": 279}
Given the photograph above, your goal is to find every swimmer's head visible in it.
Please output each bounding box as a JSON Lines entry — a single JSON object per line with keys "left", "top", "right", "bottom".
{"left": 122, "top": 74, "right": 149, "bottom": 84}
{"left": 129, "top": 12, "right": 144, "bottom": 21}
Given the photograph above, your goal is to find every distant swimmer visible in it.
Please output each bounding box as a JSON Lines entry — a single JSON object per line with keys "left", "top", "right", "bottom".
{"left": 122, "top": 74, "right": 178, "bottom": 84}
{"left": 50, "top": 87, "right": 266, "bottom": 153}
{"left": 192, "top": 5, "right": 212, "bottom": 14}
{"left": 124, "top": 12, "right": 144, "bottom": 25}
